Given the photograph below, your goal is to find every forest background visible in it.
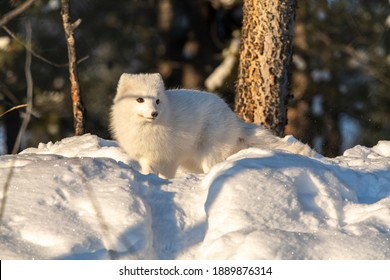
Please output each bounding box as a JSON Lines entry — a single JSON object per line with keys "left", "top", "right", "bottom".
{"left": 0, "top": 0, "right": 389, "bottom": 157}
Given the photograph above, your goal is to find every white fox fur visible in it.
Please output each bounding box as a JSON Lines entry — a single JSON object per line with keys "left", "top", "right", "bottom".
{"left": 110, "top": 73, "right": 317, "bottom": 179}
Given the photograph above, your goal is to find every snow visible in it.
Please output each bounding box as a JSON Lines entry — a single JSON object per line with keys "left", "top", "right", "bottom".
{"left": 1, "top": 134, "right": 390, "bottom": 260}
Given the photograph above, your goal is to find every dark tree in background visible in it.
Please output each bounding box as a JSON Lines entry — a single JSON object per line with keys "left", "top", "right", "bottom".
{"left": 157, "top": 0, "right": 219, "bottom": 89}
{"left": 286, "top": 0, "right": 390, "bottom": 156}
{"left": 235, "top": 0, "right": 296, "bottom": 137}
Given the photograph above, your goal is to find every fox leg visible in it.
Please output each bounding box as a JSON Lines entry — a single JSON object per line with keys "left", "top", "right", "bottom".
{"left": 139, "top": 157, "right": 159, "bottom": 176}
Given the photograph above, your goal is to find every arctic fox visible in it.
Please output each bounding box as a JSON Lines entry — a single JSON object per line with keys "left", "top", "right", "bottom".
{"left": 110, "top": 73, "right": 316, "bottom": 179}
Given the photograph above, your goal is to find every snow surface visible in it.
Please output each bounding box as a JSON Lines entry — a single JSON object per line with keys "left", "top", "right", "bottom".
{"left": 1, "top": 134, "right": 390, "bottom": 260}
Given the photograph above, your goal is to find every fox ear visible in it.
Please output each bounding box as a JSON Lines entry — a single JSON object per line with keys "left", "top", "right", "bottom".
{"left": 149, "top": 73, "right": 162, "bottom": 80}
{"left": 114, "top": 73, "right": 132, "bottom": 102}
{"left": 148, "top": 73, "right": 165, "bottom": 91}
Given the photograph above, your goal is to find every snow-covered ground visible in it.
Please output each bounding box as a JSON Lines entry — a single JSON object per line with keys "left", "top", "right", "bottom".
{"left": 0, "top": 134, "right": 389, "bottom": 260}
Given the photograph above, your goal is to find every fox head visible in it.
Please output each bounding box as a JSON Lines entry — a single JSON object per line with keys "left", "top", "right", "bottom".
{"left": 114, "top": 73, "right": 167, "bottom": 122}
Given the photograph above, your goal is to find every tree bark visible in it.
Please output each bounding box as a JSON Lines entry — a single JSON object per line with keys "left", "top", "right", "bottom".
{"left": 234, "top": 0, "right": 296, "bottom": 136}
{"left": 61, "top": 0, "right": 85, "bottom": 136}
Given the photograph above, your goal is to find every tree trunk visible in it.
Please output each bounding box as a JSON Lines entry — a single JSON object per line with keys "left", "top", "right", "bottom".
{"left": 234, "top": 0, "right": 297, "bottom": 136}
{"left": 285, "top": 20, "right": 312, "bottom": 144}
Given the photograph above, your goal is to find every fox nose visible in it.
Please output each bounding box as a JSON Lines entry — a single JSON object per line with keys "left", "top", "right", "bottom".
{"left": 151, "top": 111, "right": 158, "bottom": 118}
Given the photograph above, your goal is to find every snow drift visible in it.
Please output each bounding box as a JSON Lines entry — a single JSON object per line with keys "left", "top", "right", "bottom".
{"left": 0, "top": 134, "right": 389, "bottom": 259}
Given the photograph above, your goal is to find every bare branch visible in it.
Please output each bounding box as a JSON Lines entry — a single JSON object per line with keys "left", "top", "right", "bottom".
{"left": 316, "top": 31, "right": 390, "bottom": 87}
{"left": 61, "top": 0, "right": 85, "bottom": 136}
{"left": 0, "top": 20, "right": 34, "bottom": 230}
{"left": 0, "top": 0, "right": 37, "bottom": 27}
{"left": 0, "top": 81, "right": 20, "bottom": 105}
{"left": 0, "top": 104, "right": 28, "bottom": 118}
{"left": 12, "top": 21, "right": 34, "bottom": 155}
{"left": 2, "top": 26, "right": 89, "bottom": 68}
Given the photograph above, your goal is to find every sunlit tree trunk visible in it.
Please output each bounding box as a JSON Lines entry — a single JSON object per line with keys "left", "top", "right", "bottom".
{"left": 234, "top": 0, "right": 297, "bottom": 136}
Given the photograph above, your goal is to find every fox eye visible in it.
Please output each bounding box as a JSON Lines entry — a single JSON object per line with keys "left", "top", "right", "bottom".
{"left": 136, "top": 98, "right": 144, "bottom": 103}
{"left": 156, "top": 99, "right": 160, "bottom": 105}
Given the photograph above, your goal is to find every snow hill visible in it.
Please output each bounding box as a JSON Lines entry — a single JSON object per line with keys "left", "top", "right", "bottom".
{"left": 0, "top": 134, "right": 390, "bottom": 259}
